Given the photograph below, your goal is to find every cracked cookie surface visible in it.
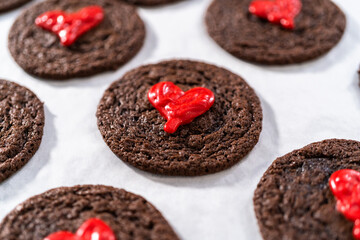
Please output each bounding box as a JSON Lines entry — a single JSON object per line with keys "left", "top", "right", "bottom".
{"left": 0, "top": 79, "right": 44, "bottom": 183}
{"left": 0, "top": 185, "right": 179, "bottom": 240}
{"left": 97, "top": 60, "right": 263, "bottom": 176}
{"left": 254, "top": 139, "right": 360, "bottom": 240}
{"left": 205, "top": 0, "right": 346, "bottom": 65}
{"left": 8, "top": 0, "right": 145, "bottom": 80}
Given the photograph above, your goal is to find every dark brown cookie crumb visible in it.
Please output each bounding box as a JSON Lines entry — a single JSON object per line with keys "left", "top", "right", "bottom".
{"left": 205, "top": 0, "right": 346, "bottom": 65}
{"left": 97, "top": 60, "right": 263, "bottom": 176}
{"left": 0, "top": 79, "right": 44, "bottom": 183}
{"left": 8, "top": 0, "right": 145, "bottom": 80}
{"left": 0, "top": 0, "right": 31, "bottom": 13}
{"left": 0, "top": 185, "right": 179, "bottom": 240}
{"left": 254, "top": 139, "right": 360, "bottom": 240}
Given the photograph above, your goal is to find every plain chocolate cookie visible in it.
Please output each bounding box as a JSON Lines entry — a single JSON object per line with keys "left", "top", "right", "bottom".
{"left": 0, "top": 79, "right": 44, "bottom": 183}
{"left": 8, "top": 0, "right": 145, "bottom": 80}
{"left": 123, "top": 0, "right": 180, "bottom": 6}
{"left": 97, "top": 60, "right": 263, "bottom": 176}
{"left": 205, "top": 0, "right": 346, "bottom": 65}
{"left": 0, "top": 185, "right": 179, "bottom": 239}
{"left": 254, "top": 139, "right": 360, "bottom": 240}
{"left": 0, "top": 0, "right": 31, "bottom": 13}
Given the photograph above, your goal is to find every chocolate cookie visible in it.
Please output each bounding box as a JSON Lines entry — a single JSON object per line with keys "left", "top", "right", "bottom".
{"left": 0, "top": 80, "right": 44, "bottom": 183}
{"left": 0, "top": 0, "right": 31, "bottom": 13}
{"left": 123, "top": 0, "right": 180, "bottom": 6}
{"left": 205, "top": 0, "right": 346, "bottom": 65}
{"left": 254, "top": 139, "right": 360, "bottom": 240}
{"left": 0, "top": 185, "right": 179, "bottom": 239}
{"left": 8, "top": 0, "right": 145, "bottom": 80}
{"left": 97, "top": 60, "right": 262, "bottom": 176}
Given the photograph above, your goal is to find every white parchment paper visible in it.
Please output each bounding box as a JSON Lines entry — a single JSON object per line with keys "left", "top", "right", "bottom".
{"left": 1, "top": 0, "right": 360, "bottom": 239}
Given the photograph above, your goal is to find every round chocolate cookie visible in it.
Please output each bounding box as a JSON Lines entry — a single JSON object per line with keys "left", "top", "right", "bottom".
{"left": 0, "top": 185, "right": 179, "bottom": 239}
{"left": 254, "top": 139, "right": 360, "bottom": 240}
{"left": 123, "top": 0, "right": 180, "bottom": 6}
{"left": 205, "top": 0, "right": 346, "bottom": 65}
{"left": 0, "top": 80, "right": 44, "bottom": 183}
{"left": 8, "top": 0, "right": 145, "bottom": 80}
{"left": 97, "top": 60, "right": 263, "bottom": 176}
{"left": 0, "top": 0, "right": 31, "bottom": 13}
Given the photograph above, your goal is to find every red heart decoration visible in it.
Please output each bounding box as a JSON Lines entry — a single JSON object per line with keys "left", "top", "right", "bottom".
{"left": 330, "top": 169, "right": 360, "bottom": 239}
{"left": 43, "top": 218, "right": 116, "bottom": 240}
{"left": 35, "top": 6, "right": 104, "bottom": 46}
{"left": 249, "top": 0, "right": 302, "bottom": 29}
{"left": 148, "top": 82, "right": 215, "bottom": 134}
{"left": 355, "top": 220, "right": 360, "bottom": 240}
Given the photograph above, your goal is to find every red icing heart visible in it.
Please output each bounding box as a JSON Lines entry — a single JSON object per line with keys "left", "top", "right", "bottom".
{"left": 43, "top": 218, "right": 116, "bottom": 240}
{"left": 148, "top": 82, "right": 215, "bottom": 134}
{"left": 330, "top": 169, "right": 360, "bottom": 240}
{"left": 35, "top": 6, "right": 104, "bottom": 46}
{"left": 249, "top": 0, "right": 302, "bottom": 29}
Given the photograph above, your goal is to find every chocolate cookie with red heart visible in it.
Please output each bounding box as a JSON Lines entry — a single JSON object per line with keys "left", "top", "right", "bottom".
{"left": 205, "top": 0, "right": 346, "bottom": 65}
{"left": 0, "top": 185, "right": 179, "bottom": 239}
{"left": 96, "top": 60, "right": 263, "bottom": 176}
{"left": 0, "top": 0, "right": 31, "bottom": 13}
{"left": 254, "top": 139, "right": 360, "bottom": 240}
{"left": 0, "top": 79, "right": 44, "bottom": 183}
{"left": 8, "top": 0, "right": 145, "bottom": 80}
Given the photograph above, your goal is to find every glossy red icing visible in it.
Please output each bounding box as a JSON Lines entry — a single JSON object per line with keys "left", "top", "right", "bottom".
{"left": 330, "top": 169, "right": 360, "bottom": 240}
{"left": 148, "top": 82, "right": 215, "bottom": 134}
{"left": 43, "top": 218, "right": 116, "bottom": 240}
{"left": 249, "top": 0, "right": 302, "bottom": 29}
{"left": 35, "top": 6, "right": 104, "bottom": 46}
